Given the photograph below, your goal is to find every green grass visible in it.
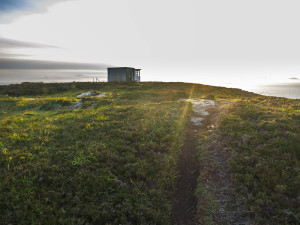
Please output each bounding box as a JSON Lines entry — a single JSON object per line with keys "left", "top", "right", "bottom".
{"left": 0, "top": 95, "right": 189, "bottom": 224}
{"left": 197, "top": 97, "right": 300, "bottom": 224}
{"left": 220, "top": 98, "right": 300, "bottom": 224}
{"left": 0, "top": 82, "right": 299, "bottom": 224}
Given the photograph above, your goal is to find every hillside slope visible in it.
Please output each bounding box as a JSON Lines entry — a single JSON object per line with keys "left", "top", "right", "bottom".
{"left": 0, "top": 82, "right": 299, "bottom": 224}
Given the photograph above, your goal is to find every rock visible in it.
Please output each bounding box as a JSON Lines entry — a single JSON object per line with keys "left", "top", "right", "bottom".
{"left": 77, "top": 92, "right": 94, "bottom": 97}
{"left": 178, "top": 99, "right": 215, "bottom": 115}
{"left": 72, "top": 100, "right": 83, "bottom": 109}
{"left": 77, "top": 92, "right": 106, "bottom": 98}
{"left": 96, "top": 93, "right": 106, "bottom": 97}
{"left": 77, "top": 92, "right": 101, "bottom": 97}
{"left": 179, "top": 99, "right": 216, "bottom": 125}
{"left": 191, "top": 117, "right": 204, "bottom": 126}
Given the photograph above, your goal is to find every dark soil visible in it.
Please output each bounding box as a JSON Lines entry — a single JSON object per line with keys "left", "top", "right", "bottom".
{"left": 170, "top": 107, "right": 219, "bottom": 225}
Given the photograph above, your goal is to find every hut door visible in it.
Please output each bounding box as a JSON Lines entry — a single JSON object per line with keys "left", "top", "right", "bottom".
{"left": 126, "top": 68, "right": 134, "bottom": 82}
{"left": 126, "top": 69, "right": 132, "bottom": 82}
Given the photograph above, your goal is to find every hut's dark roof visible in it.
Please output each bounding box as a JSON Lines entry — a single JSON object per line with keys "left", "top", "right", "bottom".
{"left": 107, "top": 67, "right": 141, "bottom": 70}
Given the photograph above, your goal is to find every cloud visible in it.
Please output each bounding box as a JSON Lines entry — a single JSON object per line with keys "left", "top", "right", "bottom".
{"left": 0, "top": 36, "right": 59, "bottom": 49}
{"left": 0, "top": 53, "right": 29, "bottom": 58}
{"left": 0, "top": 36, "right": 61, "bottom": 60}
{"left": 0, "top": 0, "right": 29, "bottom": 12}
{"left": 0, "top": 58, "right": 109, "bottom": 70}
{"left": 0, "top": 37, "right": 109, "bottom": 83}
{"left": 0, "top": 0, "right": 77, "bottom": 23}
{"left": 289, "top": 77, "right": 299, "bottom": 80}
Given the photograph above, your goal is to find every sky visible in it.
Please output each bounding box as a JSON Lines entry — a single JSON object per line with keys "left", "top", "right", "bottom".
{"left": 0, "top": 0, "right": 299, "bottom": 87}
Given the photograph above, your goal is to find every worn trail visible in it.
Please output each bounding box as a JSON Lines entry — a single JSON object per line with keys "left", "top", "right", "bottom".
{"left": 171, "top": 99, "right": 218, "bottom": 225}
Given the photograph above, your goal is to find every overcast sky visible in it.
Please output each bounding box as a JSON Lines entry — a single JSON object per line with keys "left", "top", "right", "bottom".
{"left": 0, "top": 0, "right": 299, "bottom": 86}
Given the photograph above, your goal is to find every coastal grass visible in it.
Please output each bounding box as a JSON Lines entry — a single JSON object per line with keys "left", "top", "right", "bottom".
{"left": 196, "top": 97, "right": 300, "bottom": 224}
{"left": 0, "top": 82, "right": 299, "bottom": 224}
{"left": 221, "top": 98, "right": 300, "bottom": 224}
{"left": 0, "top": 86, "right": 190, "bottom": 224}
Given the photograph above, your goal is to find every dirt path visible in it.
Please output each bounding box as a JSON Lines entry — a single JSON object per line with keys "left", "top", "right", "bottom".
{"left": 170, "top": 100, "right": 219, "bottom": 225}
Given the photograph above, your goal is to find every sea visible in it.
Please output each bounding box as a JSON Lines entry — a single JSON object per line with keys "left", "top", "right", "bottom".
{"left": 245, "top": 82, "right": 300, "bottom": 99}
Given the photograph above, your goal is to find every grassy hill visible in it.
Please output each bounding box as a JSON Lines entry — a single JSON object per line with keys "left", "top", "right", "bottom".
{"left": 0, "top": 82, "right": 299, "bottom": 224}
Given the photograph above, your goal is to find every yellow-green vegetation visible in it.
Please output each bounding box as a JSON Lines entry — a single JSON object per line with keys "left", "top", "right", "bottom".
{"left": 220, "top": 98, "right": 300, "bottom": 224}
{"left": 0, "top": 82, "right": 299, "bottom": 224}
{"left": 197, "top": 97, "right": 300, "bottom": 224}
{"left": 0, "top": 83, "right": 189, "bottom": 225}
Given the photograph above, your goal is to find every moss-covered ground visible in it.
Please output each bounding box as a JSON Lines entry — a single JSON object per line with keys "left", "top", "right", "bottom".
{"left": 0, "top": 82, "right": 299, "bottom": 224}
{"left": 221, "top": 98, "right": 300, "bottom": 224}
{"left": 197, "top": 97, "right": 300, "bottom": 224}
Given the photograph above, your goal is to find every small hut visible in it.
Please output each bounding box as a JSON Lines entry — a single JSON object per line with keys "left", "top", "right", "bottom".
{"left": 107, "top": 67, "right": 141, "bottom": 82}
